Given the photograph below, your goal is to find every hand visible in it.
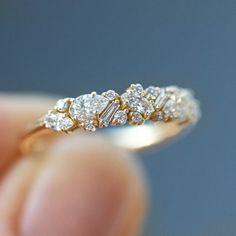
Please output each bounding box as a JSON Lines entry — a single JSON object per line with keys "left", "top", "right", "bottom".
{"left": 0, "top": 94, "right": 147, "bottom": 236}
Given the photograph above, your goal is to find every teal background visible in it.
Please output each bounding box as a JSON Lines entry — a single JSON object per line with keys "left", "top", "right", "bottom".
{"left": 0, "top": 1, "right": 235, "bottom": 235}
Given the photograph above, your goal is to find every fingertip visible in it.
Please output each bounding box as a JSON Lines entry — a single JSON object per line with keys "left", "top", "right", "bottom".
{"left": 21, "top": 134, "right": 148, "bottom": 236}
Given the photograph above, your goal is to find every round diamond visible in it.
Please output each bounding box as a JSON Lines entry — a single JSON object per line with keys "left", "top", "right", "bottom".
{"left": 112, "top": 110, "right": 127, "bottom": 126}
{"left": 103, "top": 90, "right": 117, "bottom": 101}
{"left": 145, "top": 86, "right": 160, "bottom": 100}
{"left": 163, "top": 99, "right": 180, "bottom": 119}
{"left": 128, "top": 84, "right": 144, "bottom": 97}
{"left": 131, "top": 112, "right": 143, "bottom": 124}
{"left": 121, "top": 93, "right": 154, "bottom": 116}
{"left": 178, "top": 92, "right": 201, "bottom": 123}
{"left": 163, "top": 87, "right": 187, "bottom": 121}
{"left": 44, "top": 113, "right": 58, "bottom": 130}
{"left": 55, "top": 98, "right": 70, "bottom": 112}
{"left": 123, "top": 84, "right": 155, "bottom": 116}
{"left": 163, "top": 87, "right": 201, "bottom": 123}
{"left": 44, "top": 113, "right": 74, "bottom": 131}
{"left": 59, "top": 117, "right": 74, "bottom": 131}
{"left": 84, "top": 121, "right": 96, "bottom": 132}
{"left": 69, "top": 94, "right": 109, "bottom": 121}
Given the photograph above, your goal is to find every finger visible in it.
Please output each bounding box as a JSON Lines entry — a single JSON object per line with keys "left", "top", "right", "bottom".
{"left": 0, "top": 94, "right": 55, "bottom": 173}
{"left": 0, "top": 134, "right": 148, "bottom": 236}
{"left": 0, "top": 155, "right": 45, "bottom": 235}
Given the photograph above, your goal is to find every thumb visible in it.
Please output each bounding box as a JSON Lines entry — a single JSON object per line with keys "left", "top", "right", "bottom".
{"left": 0, "top": 134, "right": 148, "bottom": 236}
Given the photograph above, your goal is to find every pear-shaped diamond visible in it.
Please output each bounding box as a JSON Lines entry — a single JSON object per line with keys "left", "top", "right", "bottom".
{"left": 69, "top": 94, "right": 109, "bottom": 121}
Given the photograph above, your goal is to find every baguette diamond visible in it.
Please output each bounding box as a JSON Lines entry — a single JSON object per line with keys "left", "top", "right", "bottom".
{"left": 99, "top": 100, "right": 120, "bottom": 127}
{"left": 154, "top": 88, "right": 169, "bottom": 110}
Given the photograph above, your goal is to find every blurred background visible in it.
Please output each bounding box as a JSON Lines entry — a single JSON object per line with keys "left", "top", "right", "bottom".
{"left": 0, "top": 0, "right": 235, "bottom": 235}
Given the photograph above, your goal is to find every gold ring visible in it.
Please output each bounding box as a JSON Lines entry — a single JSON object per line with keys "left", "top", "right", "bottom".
{"left": 20, "top": 84, "right": 201, "bottom": 154}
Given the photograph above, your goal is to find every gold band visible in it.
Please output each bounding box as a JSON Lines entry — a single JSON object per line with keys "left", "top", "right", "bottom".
{"left": 20, "top": 119, "right": 192, "bottom": 154}
{"left": 20, "top": 84, "right": 201, "bottom": 154}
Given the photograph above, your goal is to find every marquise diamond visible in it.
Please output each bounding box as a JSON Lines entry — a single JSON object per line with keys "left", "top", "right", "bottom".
{"left": 44, "top": 112, "right": 74, "bottom": 131}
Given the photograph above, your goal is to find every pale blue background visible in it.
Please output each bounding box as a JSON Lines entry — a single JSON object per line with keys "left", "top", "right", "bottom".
{"left": 0, "top": 0, "right": 235, "bottom": 235}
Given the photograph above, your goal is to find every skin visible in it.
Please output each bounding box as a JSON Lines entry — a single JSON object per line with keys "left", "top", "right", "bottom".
{"left": 0, "top": 94, "right": 148, "bottom": 236}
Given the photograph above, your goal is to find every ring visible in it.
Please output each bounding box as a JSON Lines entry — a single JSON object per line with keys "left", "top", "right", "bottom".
{"left": 20, "top": 84, "right": 201, "bottom": 154}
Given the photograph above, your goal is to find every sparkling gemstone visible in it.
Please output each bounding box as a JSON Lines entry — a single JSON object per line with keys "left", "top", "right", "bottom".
{"left": 44, "top": 112, "right": 74, "bottom": 131}
{"left": 103, "top": 90, "right": 117, "bottom": 101}
{"left": 55, "top": 98, "right": 70, "bottom": 112}
{"left": 164, "top": 88, "right": 187, "bottom": 121}
{"left": 69, "top": 94, "right": 109, "bottom": 121}
{"left": 121, "top": 92, "right": 154, "bottom": 116}
{"left": 163, "top": 99, "right": 180, "bottom": 119}
{"left": 84, "top": 121, "right": 96, "bottom": 132}
{"left": 112, "top": 110, "right": 127, "bottom": 126}
{"left": 165, "top": 86, "right": 183, "bottom": 102}
{"left": 145, "top": 86, "right": 160, "bottom": 100}
{"left": 99, "top": 100, "right": 120, "bottom": 127}
{"left": 59, "top": 117, "right": 74, "bottom": 130}
{"left": 131, "top": 112, "right": 143, "bottom": 124}
{"left": 156, "top": 111, "right": 165, "bottom": 121}
{"left": 154, "top": 88, "right": 169, "bottom": 110}
{"left": 128, "top": 84, "right": 144, "bottom": 97}
{"left": 163, "top": 87, "right": 201, "bottom": 123}
{"left": 178, "top": 91, "right": 201, "bottom": 123}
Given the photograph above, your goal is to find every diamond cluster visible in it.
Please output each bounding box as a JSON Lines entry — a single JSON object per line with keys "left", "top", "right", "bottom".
{"left": 43, "top": 84, "right": 200, "bottom": 132}
{"left": 121, "top": 84, "right": 154, "bottom": 124}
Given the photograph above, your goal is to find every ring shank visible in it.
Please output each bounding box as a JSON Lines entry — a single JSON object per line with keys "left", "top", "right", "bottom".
{"left": 106, "top": 121, "right": 190, "bottom": 151}
{"left": 20, "top": 120, "right": 192, "bottom": 154}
